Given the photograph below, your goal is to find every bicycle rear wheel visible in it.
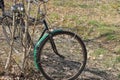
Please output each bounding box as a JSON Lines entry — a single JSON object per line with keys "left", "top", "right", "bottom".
{"left": 2, "top": 16, "right": 35, "bottom": 75}
{"left": 35, "top": 30, "right": 87, "bottom": 80}
{"left": 2, "top": 16, "right": 24, "bottom": 53}
{"left": 2, "top": 16, "right": 33, "bottom": 53}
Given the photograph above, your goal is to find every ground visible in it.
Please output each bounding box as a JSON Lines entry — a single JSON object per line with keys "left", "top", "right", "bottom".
{"left": 0, "top": 0, "right": 120, "bottom": 80}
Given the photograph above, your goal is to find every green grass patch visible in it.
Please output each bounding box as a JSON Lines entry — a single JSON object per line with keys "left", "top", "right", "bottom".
{"left": 53, "top": 0, "right": 93, "bottom": 8}
{"left": 93, "top": 48, "right": 107, "bottom": 57}
{"left": 88, "top": 20, "right": 101, "bottom": 27}
{"left": 106, "top": 34, "right": 117, "bottom": 40}
{"left": 88, "top": 20, "right": 118, "bottom": 40}
{"left": 88, "top": 20, "right": 109, "bottom": 28}
{"left": 116, "top": 49, "right": 120, "bottom": 54}
{"left": 48, "top": 12, "right": 60, "bottom": 22}
{"left": 115, "top": 56, "right": 120, "bottom": 63}
{"left": 64, "top": 15, "right": 78, "bottom": 21}
{"left": 87, "top": 20, "right": 118, "bottom": 40}
{"left": 100, "top": 4, "right": 111, "bottom": 11}
{"left": 53, "top": 0, "right": 78, "bottom": 7}
{"left": 79, "top": 4, "right": 94, "bottom": 8}
{"left": 79, "top": 4, "right": 88, "bottom": 8}
{"left": 118, "top": 74, "right": 120, "bottom": 79}
{"left": 102, "top": 56, "right": 116, "bottom": 68}
{"left": 53, "top": 0, "right": 96, "bottom": 8}
{"left": 50, "top": 12, "right": 60, "bottom": 19}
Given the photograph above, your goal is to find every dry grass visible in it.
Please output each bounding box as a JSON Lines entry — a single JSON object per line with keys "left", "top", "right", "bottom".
{"left": 0, "top": 0, "right": 120, "bottom": 79}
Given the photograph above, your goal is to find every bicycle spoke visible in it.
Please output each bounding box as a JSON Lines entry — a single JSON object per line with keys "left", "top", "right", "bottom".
{"left": 36, "top": 31, "right": 87, "bottom": 80}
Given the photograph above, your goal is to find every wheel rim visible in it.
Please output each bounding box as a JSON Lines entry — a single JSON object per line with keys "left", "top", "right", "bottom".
{"left": 37, "top": 31, "right": 87, "bottom": 80}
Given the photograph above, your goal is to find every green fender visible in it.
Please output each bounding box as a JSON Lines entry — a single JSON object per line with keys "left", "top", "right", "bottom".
{"left": 33, "top": 29, "right": 62, "bottom": 70}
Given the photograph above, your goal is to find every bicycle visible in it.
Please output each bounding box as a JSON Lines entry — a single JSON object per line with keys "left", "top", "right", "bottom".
{"left": 1, "top": 0, "right": 34, "bottom": 71}
{"left": 1, "top": 0, "right": 87, "bottom": 79}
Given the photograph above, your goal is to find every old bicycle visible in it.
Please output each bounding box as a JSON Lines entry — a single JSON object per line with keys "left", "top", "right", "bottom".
{"left": 1, "top": 0, "right": 87, "bottom": 80}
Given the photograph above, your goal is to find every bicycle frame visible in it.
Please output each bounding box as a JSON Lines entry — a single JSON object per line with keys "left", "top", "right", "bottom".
{"left": 36, "top": 19, "right": 65, "bottom": 59}
{"left": 38, "top": 19, "right": 49, "bottom": 40}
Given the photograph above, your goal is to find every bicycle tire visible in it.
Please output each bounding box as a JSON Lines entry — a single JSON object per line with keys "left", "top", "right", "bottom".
{"left": 34, "top": 30, "right": 87, "bottom": 80}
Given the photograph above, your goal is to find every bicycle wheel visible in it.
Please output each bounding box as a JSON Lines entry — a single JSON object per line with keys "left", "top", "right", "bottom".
{"left": 2, "top": 16, "right": 34, "bottom": 74}
{"left": 2, "top": 16, "right": 33, "bottom": 53}
{"left": 2, "top": 16, "right": 24, "bottom": 53}
{"left": 34, "top": 30, "right": 87, "bottom": 80}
